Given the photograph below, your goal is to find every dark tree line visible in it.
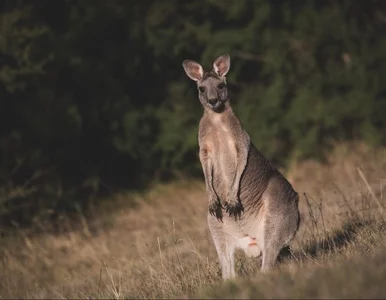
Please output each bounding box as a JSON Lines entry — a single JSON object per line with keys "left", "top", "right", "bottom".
{"left": 1, "top": 0, "right": 385, "bottom": 226}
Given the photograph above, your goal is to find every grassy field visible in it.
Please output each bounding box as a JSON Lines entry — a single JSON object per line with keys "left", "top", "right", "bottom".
{"left": 1, "top": 142, "right": 386, "bottom": 299}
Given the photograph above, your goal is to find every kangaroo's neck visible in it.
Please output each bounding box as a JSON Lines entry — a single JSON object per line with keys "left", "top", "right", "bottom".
{"left": 203, "top": 102, "right": 236, "bottom": 124}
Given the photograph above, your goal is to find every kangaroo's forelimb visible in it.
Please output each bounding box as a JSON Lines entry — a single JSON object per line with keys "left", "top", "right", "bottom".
{"left": 224, "top": 136, "right": 250, "bottom": 219}
{"left": 200, "top": 145, "right": 223, "bottom": 220}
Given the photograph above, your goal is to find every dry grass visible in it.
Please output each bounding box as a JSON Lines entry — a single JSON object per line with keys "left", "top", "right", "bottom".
{"left": 1, "top": 142, "right": 386, "bottom": 299}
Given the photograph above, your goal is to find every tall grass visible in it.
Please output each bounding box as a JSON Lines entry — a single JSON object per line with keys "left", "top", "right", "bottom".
{"left": 0, "top": 143, "right": 385, "bottom": 299}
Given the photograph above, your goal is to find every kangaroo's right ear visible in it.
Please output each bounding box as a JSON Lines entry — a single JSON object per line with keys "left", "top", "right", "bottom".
{"left": 213, "top": 54, "right": 230, "bottom": 77}
{"left": 182, "top": 60, "right": 204, "bottom": 81}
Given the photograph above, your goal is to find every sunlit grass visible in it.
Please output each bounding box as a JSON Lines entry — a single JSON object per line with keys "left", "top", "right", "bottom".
{"left": 0, "top": 142, "right": 385, "bottom": 299}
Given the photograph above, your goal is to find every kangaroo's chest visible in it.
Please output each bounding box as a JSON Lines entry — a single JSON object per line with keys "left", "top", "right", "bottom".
{"left": 213, "top": 128, "right": 237, "bottom": 169}
{"left": 203, "top": 122, "right": 238, "bottom": 197}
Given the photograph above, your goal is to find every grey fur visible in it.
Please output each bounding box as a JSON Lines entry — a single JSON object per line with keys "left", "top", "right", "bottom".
{"left": 182, "top": 54, "right": 300, "bottom": 279}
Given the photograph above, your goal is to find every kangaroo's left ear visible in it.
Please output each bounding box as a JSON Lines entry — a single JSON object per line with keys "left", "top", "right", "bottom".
{"left": 213, "top": 54, "right": 230, "bottom": 77}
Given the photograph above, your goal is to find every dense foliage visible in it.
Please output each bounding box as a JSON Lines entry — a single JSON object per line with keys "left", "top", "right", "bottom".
{"left": 1, "top": 0, "right": 385, "bottom": 225}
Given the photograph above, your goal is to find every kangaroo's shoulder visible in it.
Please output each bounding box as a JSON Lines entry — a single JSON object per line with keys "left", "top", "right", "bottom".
{"left": 198, "top": 114, "right": 212, "bottom": 139}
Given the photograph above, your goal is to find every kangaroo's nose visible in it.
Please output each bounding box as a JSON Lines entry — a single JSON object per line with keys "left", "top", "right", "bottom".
{"left": 208, "top": 98, "right": 218, "bottom": 106}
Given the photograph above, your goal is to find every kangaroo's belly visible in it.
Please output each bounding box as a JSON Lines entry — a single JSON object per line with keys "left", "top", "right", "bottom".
{"left": 209, "top": 208, "right": 265, "bottom": 257}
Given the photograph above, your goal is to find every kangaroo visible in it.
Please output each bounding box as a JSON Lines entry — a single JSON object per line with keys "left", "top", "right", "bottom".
{"left": 182, "top": 54, "right": 300, "bottom": 279}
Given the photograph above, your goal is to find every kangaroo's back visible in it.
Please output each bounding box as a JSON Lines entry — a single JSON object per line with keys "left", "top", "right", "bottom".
{"left": 240, "top": 143, "right": 298, "bottom": 214}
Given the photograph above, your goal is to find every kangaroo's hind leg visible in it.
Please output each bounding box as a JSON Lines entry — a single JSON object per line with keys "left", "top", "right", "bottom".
{"left": 261, "top": 218, "right": 282, "bottom": 273}
{"left": 261, "top": 216, "right": 299, "bottom": 272}
{"left": 261, "top": 204, "right": 300, "bottom": 272}
{"left": 208, "top": 216, "right": 237, "bottom": 279}
{"left": 217, "top": 239, "right": 236, "bottom": 279}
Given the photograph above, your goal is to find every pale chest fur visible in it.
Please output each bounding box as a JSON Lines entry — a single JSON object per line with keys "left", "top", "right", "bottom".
{"left": 199, "top": 113, "right": 238, "bottom": 199}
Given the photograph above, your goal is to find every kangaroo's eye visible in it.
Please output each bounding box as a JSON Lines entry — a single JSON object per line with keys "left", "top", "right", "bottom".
{"left": 218, "top": 83, "right": 226, "bottom": 89}
{"left": 199, "top": 86, "right": 205, "bottom": 93}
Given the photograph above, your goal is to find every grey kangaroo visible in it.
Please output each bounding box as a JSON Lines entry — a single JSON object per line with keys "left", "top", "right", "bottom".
{"left": 182, "top": 54, "right": 300, "bottom": 279}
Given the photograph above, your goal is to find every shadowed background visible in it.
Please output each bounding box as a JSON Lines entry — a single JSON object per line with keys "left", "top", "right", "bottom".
{"left": 1, "top": 0, "right": 385, "bottom": 227}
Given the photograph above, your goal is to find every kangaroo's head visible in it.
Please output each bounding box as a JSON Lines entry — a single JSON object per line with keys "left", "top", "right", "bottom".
{"left": 182, "top": 54, "right": 230, "bottom": 113}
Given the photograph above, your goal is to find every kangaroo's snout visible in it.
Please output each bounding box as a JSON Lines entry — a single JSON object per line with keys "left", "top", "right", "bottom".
{"left": 208, "top": 97, "right": 219, "bottom": 106}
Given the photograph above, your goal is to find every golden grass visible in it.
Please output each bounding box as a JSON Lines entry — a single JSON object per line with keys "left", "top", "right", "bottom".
{"left": 1, "top": 142, "right": 386, "bottom": 299}
{"left": 200, "top": 234, "right": 386, "bottom": 299}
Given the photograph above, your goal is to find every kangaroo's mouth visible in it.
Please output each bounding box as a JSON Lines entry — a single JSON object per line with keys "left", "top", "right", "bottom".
{"left": 208, "top": 99, "right": 225, "bottom": 112}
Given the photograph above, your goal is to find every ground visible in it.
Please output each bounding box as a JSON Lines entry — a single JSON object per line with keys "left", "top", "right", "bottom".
{"left": 1, "top": 142, "right": 386, "bottom": 299}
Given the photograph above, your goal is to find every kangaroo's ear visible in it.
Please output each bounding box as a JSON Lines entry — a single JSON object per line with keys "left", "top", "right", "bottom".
{"left": 213, "top": 54, "right": 230, "bottom": 77}
{"left": 182, "top": 60, "right": 204, "bottom": 81}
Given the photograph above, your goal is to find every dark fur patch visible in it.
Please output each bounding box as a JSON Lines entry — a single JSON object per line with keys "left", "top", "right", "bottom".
{"left": 201, "top": 70, "right": 221, "bottom": 81}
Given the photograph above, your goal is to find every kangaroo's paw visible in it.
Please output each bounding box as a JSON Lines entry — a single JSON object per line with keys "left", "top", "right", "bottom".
{"left": 209, "top": 197, "right": 223, "bottom": 221}
{"left": 224, "top": 197, "right": 244, "bottom": 219}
